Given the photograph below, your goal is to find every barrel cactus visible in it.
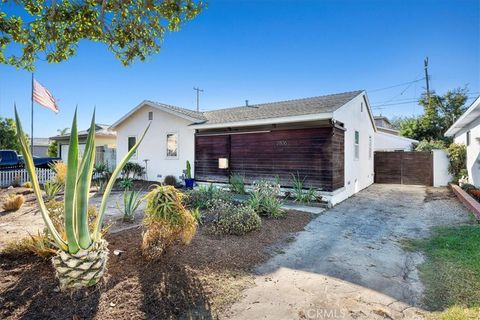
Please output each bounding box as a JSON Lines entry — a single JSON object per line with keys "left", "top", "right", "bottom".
{"left": 15, "top": 107, "right": 149, "bottom": 290}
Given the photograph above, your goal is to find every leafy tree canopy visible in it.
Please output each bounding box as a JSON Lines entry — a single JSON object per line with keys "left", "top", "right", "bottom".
{"left": 0, "top": 0, "right": 204, "bottom": 70}
{"left": 399, "top": 87, "right": 469, "bottom": 143}
{"left": 0, "top": 116, "right": 21, "bottom": 151}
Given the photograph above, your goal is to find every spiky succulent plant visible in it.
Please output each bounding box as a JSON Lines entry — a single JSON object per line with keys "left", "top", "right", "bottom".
{"left": 15, "top": 107, "right": 149, "bottom": 289}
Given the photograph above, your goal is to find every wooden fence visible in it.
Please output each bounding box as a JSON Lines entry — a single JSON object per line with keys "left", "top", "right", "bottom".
{"left": 0, "top": 168, "right": 55, "bottom": 187}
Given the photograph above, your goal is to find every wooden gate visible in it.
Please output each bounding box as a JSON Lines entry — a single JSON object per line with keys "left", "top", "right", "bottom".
{"left": 374, "top": 151, "right": 433, "bottom": 186}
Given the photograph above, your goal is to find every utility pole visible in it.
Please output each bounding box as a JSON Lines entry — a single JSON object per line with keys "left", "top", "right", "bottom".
{"left": 193, "top": 87, "right": 203, "bottom": 112}
{"left": 424, "top": 57, "right": 430, "bottom": 100}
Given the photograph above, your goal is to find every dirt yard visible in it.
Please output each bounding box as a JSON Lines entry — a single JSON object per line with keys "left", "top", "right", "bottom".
{"left": 0, "top": 208, "right": 313, "bottom": 319}
{"left": 0, "top": 188, "right": 147, "bottom": 250}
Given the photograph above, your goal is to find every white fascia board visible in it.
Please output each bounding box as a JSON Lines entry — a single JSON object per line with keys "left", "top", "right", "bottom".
{"left": 110, "top": 100, "right": 201, "bottom": 130}
{"left": 445, "top": 96, "right": 480, "bottom": 137}
{"left": 376, "top": 131, "right": 418, "bottom": 143}
{"left": 190, "top": 112, "right": 333, "bottom": 129}
{"left": 361, "top": 91, "right": 378, "bottom": 132}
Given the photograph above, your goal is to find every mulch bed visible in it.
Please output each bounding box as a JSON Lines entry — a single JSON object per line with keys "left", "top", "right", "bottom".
{"left": 0, "top": 210, "right": 313, "bottom": 320}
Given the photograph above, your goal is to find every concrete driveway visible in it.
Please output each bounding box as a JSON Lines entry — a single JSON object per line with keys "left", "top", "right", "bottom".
{"left": 224, "top": 184, "right": 470, "bottom": 320}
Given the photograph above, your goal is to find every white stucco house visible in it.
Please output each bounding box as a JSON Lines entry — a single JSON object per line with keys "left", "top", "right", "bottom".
{"left": 373, "top": 116, "right": 418, "bottom": 151}
{"left": 445, "top": 96, "right": 480, "bottom": 185}
{"left": 111, "top": 90, "right": 377, "bottom": 205}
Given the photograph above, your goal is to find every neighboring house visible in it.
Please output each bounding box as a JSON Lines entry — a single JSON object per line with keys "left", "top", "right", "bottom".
{"left": 50, "top": 124, "right": 117, "bottom": 167}
{"left": 31, "top": 138, "right": 50, "bottom": 157}
{"left": 374, "top": 116, "right": 418, "bottom": 151}
{"left": 112, "top": 90, "right": 376, "bottom": 205}
{"left": 445, "top": 96, "right": 480, "bottom": 185}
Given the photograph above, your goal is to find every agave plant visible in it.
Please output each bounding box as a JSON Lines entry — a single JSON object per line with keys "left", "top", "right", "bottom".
{"left": 14, "top": 107, "right": 149, "bottom": 289}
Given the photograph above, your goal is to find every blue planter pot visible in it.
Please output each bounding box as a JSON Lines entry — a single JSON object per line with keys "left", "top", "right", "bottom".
{"left": 185, "top": 178, "right": 195, "bottom": 189}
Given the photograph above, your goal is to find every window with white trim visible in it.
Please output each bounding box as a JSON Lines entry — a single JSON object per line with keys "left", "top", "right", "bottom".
{"left": 368, "top": 136, "right": 372, "bottom": 159}
{"left": 128, "top": 136, "right": 137, "bottom": 158}
{"left": 148, "top": 111, "right": 153, "bottom": 121}
{"left": 467, "top": 130, "right": 471, "bottom": 146}
{"left": 166, "top": 133, "right": 178, "bottom": 158}
{"left": 354, "top": 131, "right": 360, "bottom": 160}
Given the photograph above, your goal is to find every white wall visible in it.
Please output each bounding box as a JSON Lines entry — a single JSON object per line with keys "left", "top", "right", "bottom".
{"left": 115, "top": 105, "right": 195, "bottom": 182}
{"left": 331, "top": 93, "right": 376, "bottom": 204}
{"left": 374, "top": 131, "right": 416, "bottom": 151}
{"left": 454, "top": 118, "right": 480, "bottom": 185}
{"left": 432, "top": 149, "right": 452, "bottom": 187}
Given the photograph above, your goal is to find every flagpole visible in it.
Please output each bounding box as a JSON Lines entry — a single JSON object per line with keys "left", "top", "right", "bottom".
{"left": 31, "top": 73, "right": 34, "bottom": 155}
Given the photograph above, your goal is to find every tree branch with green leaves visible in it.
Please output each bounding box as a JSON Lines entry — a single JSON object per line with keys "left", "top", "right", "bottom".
{"left": 0, "top": 0, "right": 205, "bottom": 70}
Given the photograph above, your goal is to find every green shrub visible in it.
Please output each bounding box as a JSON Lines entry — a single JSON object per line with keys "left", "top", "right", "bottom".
{"left": 207, "top": 199, "right": 261, "bottom": 236}
{"left": 447, "top": 143, "right": 467, "bottom": 182}
{"left": 414, "top": 139, "right": 446, "bottom": 151}
{"left": 247, "top": 180, "right": 284, "bottom": 218}
{"left": 122, "top": 162, "right": 145, "bottom": 179}
{"left": 461, "top": 183, "right": 476, "bottom": 192}
{"left": 163, "top": 175, "right": 178, "bottom": 186}
{"left": 184, "top": 184, "right": 232, "bottom": 209}
{"left": 230, "top": 173, "right": 246, "bottom": 194}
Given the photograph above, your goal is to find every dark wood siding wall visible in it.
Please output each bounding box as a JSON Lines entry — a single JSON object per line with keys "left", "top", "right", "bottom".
{"left": 195, "top": 125, "right": 345, "bottom": 192}
{"left": 194, "top": 135, "right": 230, "bottom": 183}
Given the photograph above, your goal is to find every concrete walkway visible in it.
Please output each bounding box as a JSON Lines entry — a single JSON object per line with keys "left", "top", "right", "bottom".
{"left": 224, "top": 184, "right": 470, "bottom": 320}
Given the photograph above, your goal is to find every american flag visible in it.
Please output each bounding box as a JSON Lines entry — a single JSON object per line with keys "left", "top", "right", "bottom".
{"left": 33, "top": 79, "right": 59, "bottom": 113}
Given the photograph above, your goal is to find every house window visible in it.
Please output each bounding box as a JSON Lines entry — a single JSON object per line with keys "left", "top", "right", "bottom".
{"left": 361, "top": 102, "right": 363, "bottom": 112}
{"left": 368, "top": 136, "right": 372, "bottom": 159}
{"left": 467, "top": 131, "right": 471, "bottom": 146}
{"left": 148, "top": 111, "right": 153, "bottom": 121}
{"left": 166, "top": 133, "right": 178, "bottom": 158}
{"left": 128, "top": 136, "right": 137, "bottom": 158}
{"left": 354, "top": 131, "right": 360, "bottom": 160}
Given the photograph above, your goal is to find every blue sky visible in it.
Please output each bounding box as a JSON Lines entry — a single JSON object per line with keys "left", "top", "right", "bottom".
{"left": 0, "top": 0, "right": 478, "bottom": 137}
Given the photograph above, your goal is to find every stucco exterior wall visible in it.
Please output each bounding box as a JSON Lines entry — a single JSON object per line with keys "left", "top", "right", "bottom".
{"left": 432, "top": 149, "right": 452, "bottom": 187}
{"left": 374, "top": 131, "right": 416, "bottom": 151}
{"left": 331, "top": 93, "right": 375, "bottom": 204}
{"left": 115, "top": 105, "right": 195, "bottom": 182}
{"left": 453, "top": 119, "right": 480, "bottom": 185}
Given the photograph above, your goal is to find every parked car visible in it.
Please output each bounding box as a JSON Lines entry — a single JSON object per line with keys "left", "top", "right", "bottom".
{"left": 0, "top": 150, "right": 61, "bottom": 170}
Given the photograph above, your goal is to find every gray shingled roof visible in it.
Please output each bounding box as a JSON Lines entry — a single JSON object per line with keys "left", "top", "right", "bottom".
{"left": 146, "top": 100, "right": 206, "bottom": 121}
{"left": 201, "top": 90, "right": 363, "bottom": 124}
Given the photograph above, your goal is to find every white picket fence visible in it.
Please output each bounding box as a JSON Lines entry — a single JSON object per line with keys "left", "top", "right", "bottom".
{"left": 0, "top": 168, "right": 105, "bottom": 188}
{"left": 0, "top": 168, "right": 56, "bottom": 187}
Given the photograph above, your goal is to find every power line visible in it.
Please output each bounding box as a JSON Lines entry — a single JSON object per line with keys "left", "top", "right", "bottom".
{"left": 368, "top": 77, "right": 425, "bottom": 92}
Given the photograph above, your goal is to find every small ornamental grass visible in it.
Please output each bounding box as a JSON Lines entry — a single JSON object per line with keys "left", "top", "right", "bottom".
{"left": 118, "top": 189, "right": 143, "bottom": 222}
{"left": 247, "top": 180, "right": 284, "bottom": 218}
{"left": 44, "top": 181, "right": 63, "bottom": 201}
{"left": 2, "top": 194, "right": 25, "bottom": 211}
{"left": 207, "top": 199, "right": 261, "bottom": 236}
{"left": 142, "top": 185, "right": 197, "bottom": 259}
{"left": 51, "top": 161, "right": 67, "bottom": 186}
{"left": 229, "top": 173, "right": 246, "bottom": 194}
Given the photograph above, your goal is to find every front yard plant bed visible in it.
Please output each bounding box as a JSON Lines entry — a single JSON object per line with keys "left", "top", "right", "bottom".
{"left": 450, "top": 183, "right": 480, "bottom": 220}
{"left": 0, "top": 210, "right": 313, "bottom": 319}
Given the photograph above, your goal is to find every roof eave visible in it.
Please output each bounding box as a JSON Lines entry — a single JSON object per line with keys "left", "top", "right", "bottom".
{"left": 110, "top": 100, "right": 203, "bottom": 130}
{"left": 445, "top": 96, "right": 480, "bottom": 137}
{"left": 190, "top": 112, "right": 334, "bottom": 130}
